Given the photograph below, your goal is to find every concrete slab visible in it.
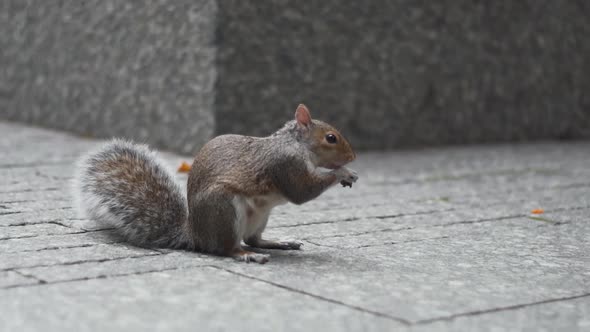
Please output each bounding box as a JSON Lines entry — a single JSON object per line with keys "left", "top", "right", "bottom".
{"left": 226, "top": 219, "right": 590, "bottom": 323}
{"left": 1, "top": 266, "right": 403, "bottom": 332}
{"left": 1, "top": 122, "right": 589, "bottom": 330}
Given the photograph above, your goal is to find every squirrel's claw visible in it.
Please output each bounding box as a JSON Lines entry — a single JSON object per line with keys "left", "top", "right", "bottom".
{"left": 341, "top": 180, "right": 353, "bottom": 188}
{"left": 335, "top": 167, "right": 358, "bottom": 188}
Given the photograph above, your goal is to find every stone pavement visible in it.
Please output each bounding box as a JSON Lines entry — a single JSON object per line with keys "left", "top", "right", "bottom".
{"left": 0, "top": 121, "right": 589, "bottom": 331}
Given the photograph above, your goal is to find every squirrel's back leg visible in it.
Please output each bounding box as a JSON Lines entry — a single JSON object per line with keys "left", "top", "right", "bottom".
{"left": 243, "top": 210, "right": 303, "bottom": 250}
{"left": 187, "top": 191, "right": 269, "bottom": 264}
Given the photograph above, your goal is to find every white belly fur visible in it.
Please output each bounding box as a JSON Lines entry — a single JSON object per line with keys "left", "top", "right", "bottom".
{"left": 232, "top": 193, "right": 288, "bottom": 241}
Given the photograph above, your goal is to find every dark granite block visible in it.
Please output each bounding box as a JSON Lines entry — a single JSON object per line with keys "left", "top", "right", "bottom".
{"left": 1, "top": 1, "right": 589, "bottom": 152}
{"left": 215, "top": 0, "right": 590, "bottom": 149}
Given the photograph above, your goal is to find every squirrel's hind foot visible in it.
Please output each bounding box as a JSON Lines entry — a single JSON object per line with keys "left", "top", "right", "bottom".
{"left": 232, "top": 249, "right": 270, "bottom": 264}
{"left": 249, "top": 239, "right": 303, "bottom": 250}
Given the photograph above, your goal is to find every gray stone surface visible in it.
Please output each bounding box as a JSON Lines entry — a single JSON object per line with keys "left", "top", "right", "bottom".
{"left": 0, "top": 223, "right": 83, "bottom": 240}
{"left": 411, "top": 297, "right": 590, "bottom": 332}
{"left": 0, "top": 243, "right": 158, "bottom": 271}
{"left": 0, "top": 270, "right": 38, "bottom": 288}
{"left": 1, "top": 267, "right": 401, "bottom": 332}
{"left": 1, "top": 121, "right": 589, "bottom": 331}
{"left": 2, "top": 2, "right": 590, "bottom": 153}
{"left": 229, "top": 219, "right": 590, "bottom": 323}
{"left": 18, "top": 252, "right": 217, "bottom": 284}
{"left": 0, "top": 0, "right": 216, "bottom": 154}
{"left": 216, "top": 1, "right": 590, "bottom": 149}
{"left": 0, "top": 208, "right": 78, "bottom": 227}
{"left": 0, "top": 231, "right": 118, "bottom": 254}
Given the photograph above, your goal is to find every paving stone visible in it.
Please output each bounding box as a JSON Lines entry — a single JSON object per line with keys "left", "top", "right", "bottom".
{"left": 0, "top": 208, "right": 78, "bottom": 226}
{"left": 0, "top": 188, "right": 70, "bottom": 203}
{"left": 306, "top": 213, "right": 589, "bottom": 249}
{"left": 269, "top": 201, "right": 452, "bottom": 228}
{"left": 0, "top": 231, "right": 117, "bottom": 253}
{"left": 19, "top": 251, "right": 219, "bottom": 283}
{"left": 315, "top": 166, "right": 590, "bottom": 203}
{"left": 0, "top": 199, "right": 73, "bottom": 215}
{"left": 0, "top": 181, "right": 69, "bottom": 195}
{"left": 0, "top": 266, "right": 402, "bottom": 332}
{"left": 353, "top": 142, "right": 590, "bottom": 178}
{"left": 0, "top": 164, "right": 76, "bottom": 184}
{"left": 1, "top": 122, "right": 590, "bottom": 331}
{"left": 0, "top": 244, "right": 159, "bottom": 270}
{"left": 409, "top": 296, "right": 590, "bottom": 332}
{"left": 0, "top": 154, "right": 79, "bottom": 168}
{"left": 226, "top": 218, "right": 590, "bottom": 323}
{"left": 0, "top": 271, "right": 39, "bottom": 288}
{"left": 275, "top": 171, "right": 590, "bottom": 218}
{"left": 0, "top": 223, "right": 82, "bottom": 240}
{"left": 58, "top": 218, "right": 114, "bottom": 231}
{"left": 265, "top": 202, "right": 590, "bottom": 246}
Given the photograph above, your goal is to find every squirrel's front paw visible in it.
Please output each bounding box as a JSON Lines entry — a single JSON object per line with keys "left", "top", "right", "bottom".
{"left": 335, "top": 167, "right": 358, "bottom": 187}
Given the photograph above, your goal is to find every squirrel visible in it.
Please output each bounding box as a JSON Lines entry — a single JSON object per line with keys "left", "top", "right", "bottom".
{"left": 74, "top": 104, "right": 358, "bottom": 264}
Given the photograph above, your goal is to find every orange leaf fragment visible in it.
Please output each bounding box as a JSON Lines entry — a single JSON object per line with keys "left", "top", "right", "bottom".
{"left": 177, "top": 161, "right": 192, "bottom": 173}
{"left": 531, "top": 209, "right": 544, "bottom": 215}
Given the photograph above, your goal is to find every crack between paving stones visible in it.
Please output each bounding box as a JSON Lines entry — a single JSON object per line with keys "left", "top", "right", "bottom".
{"left": 0, "top": 198, "right": 71, "bottom": 205}
{"left": 12, "top": 269, "right": 47, "bottom": 285}
{"left": 7, "top": 243, "right": 97, "bottom": 254}
{"left": 0, "top": 187, "right": 60, "bottom": 194}
{"left": 0, "top": 160, "right": 76, "bottom": 169}
{"left": 301, "top": 205, "right": 590, "bottom": 241}
{"left": 2, "top": 205, "right": 586, "bottom": 251}
{"left": 0, "top": 200, "right": 34, "bottom": 204}
{"left": 368, "top": 167, "right": 567, "bottom": 188}
{"left": 2, "top": 217, "right": 90, "bottom": 228}
{"left": 274, "top": 199, "right": 450, "bottom": 216}
{"left": 0, "top": 211, "right": 21, "bottom": 216}
{"left": 354, "top": 236, "right": 451, "bottom": 249}
{"left": 0, "top": 224, "right": 113, "bottom": 241}
{"left": 0, "top": 206, "right": 74, "bottom": 220}
{"left": 0, "top": 252, "right": 162, "bottom": 273}
{"left": 304, "top": 226, "right": 416, "bottom": 240}
{"left": 1, "top": 218, "right": 100, "bottom": 229}
{"left": 314, "top": 179, "right": 590, "bottom": 212}
{"left": 271, "top": 208, "right": 455, "bottom": 229}
{"left": 5, "top": 259, "right": 409, "bottom": 325}
{"left": 1, "top": 232, "right": 124, "bottom": 254}
{"left": 0, "top": 233, "right": 72, "bottom": 241}
{"left": 1, "top": 256, "right": 212, "bottom": 290}
{"left": 436, "top": 205, "right": 590, "bottom": 228}
{"left": 304, "top": 235, "right": 451, "bottom": 249}
{"left": 209, "top": 265, "right": 412, "bottom": 325}
{"left": 2, "top": 266, "right": 178, "bottom": 290}
{"left": 414, "top": 293, "right": 590, "bottom": 325}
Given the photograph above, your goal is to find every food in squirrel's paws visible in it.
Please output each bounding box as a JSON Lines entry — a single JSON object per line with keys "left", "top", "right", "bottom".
{"left": 341, "top": 180, "right": 353, "bottom": 188}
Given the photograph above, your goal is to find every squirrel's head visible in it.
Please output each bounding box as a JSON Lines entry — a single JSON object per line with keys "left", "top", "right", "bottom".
{"left": 294, "top": 104, "right": 356, "bottom": 169}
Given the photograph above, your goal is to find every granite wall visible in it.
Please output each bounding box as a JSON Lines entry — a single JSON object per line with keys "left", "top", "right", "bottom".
{"left": 0, "top": 0, "right": 217, "bottom": 154}
{"left": 1, "top": 1, "right": 589, "bottom": 153}
{"left": 215, "top": 0, "right": 590, "bottom": 149}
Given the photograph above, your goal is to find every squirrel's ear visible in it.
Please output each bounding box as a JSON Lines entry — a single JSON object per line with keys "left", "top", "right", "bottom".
{"left": 295, "top": 104, "right": 312, "bottom": 129}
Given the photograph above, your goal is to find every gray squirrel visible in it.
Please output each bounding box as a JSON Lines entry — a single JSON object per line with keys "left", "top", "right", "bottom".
{"left": 74, "top": 104, "right": 358, "bottom": 264}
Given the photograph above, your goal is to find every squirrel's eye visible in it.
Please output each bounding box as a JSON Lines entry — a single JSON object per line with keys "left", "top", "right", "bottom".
{"left": 325, "top": 134, "right": 337, "bottom": 144}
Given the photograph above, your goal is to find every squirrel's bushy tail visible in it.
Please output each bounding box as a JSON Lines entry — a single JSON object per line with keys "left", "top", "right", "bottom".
{"left": 73, "top": 139, "right": 191, "bottom": 249}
